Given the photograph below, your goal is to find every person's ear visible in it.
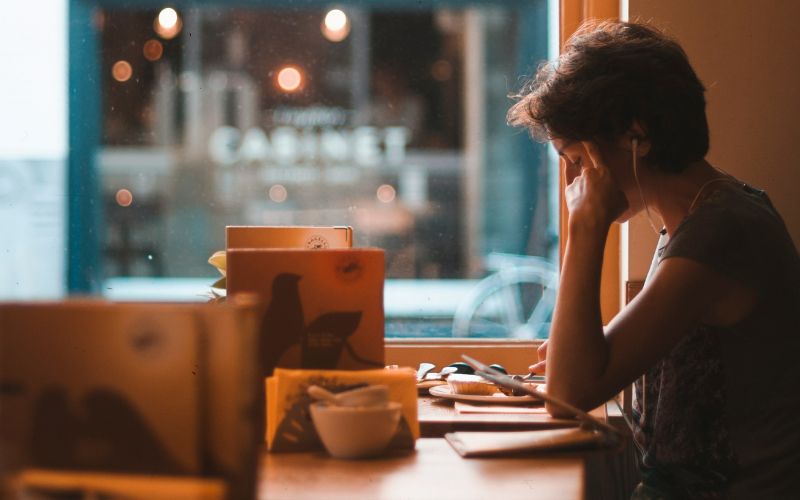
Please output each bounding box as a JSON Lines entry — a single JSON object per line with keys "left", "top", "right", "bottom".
{"left": 625, "top": 121, "right": 651, "bottom": 156}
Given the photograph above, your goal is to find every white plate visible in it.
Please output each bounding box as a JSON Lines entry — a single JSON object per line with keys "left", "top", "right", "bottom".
{"left": 428, "top": 384, "right": 542, "bottom": 404}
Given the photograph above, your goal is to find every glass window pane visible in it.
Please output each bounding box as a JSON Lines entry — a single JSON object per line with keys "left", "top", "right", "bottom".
{"left": 70, "top": 2, "right": 556, "bottom": 339}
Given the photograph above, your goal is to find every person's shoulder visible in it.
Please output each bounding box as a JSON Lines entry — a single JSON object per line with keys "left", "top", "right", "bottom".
{"left": 704, "top": 182, "right": 777, "bottom": 217}
{"left": 675, "top": 183, "right": 782, "bottom": 242}
{"left": 663, "top": 183, "right": 798, "bottom": 292}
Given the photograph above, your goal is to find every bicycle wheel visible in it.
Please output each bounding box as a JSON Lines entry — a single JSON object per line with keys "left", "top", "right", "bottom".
{"left": 452, "top": 266, "right": 557, "bottom": 339}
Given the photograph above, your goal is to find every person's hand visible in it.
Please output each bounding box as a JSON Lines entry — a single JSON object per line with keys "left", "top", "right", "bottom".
{"left": 528, "top": 339, "right": 548, "bottom": 374}
{"left": 564, "top": 141, "right": 628, "bottom": 231}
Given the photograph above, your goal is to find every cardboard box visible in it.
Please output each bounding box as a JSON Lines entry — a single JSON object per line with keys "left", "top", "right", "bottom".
{"left": 226, "top": 248, "right": 385, "bottom": 378}
{"left": 225, "top": 226, "right": 353, "bottom": 250}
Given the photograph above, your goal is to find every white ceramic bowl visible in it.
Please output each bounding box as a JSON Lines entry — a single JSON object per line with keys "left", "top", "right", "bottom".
{"left": 309, "top": 402, "right": 402, "bottom": 459}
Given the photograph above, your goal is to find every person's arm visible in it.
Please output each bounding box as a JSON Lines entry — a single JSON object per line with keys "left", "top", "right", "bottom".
{"left": 547, "top": 250, "right": 736, "bottom": 416}
{"left": 544, "top": 142, "right": 749, "bottom": 417}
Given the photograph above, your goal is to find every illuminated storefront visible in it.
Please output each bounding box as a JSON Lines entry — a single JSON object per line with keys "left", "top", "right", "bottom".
{"left": 3, "top": 0, "right": 557, "bottom": 338}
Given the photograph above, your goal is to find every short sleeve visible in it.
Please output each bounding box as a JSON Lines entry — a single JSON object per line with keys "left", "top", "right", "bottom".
{"left": 660, "top": 188, "right": 788, "bottom": 295}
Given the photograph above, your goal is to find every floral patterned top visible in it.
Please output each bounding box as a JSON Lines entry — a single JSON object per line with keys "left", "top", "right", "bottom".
{"left": 632, "top": 183, "right": 800, "bottom": 499}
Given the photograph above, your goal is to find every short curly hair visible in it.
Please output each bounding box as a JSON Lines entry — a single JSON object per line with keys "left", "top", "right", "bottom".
{"left": 508, "top": 20, "right": 708, "bottom": 173}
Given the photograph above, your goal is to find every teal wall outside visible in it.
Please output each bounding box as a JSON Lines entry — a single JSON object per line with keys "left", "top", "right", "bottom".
{"left": 68, "top": 0, "right": 103, "bottom": 293}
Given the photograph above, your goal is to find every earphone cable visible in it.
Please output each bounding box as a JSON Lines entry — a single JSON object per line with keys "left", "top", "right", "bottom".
{"left": 632, "top": 138, "right": 662, "bottom": 235}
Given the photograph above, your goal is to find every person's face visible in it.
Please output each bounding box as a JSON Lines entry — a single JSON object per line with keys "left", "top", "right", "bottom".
{"left": 551, "top": 137, "right": 643, "bottom": 223}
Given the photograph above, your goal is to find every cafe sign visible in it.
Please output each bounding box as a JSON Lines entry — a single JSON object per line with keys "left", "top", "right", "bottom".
{"left": 208, "top": 125, "right": 410, "bottom": 170}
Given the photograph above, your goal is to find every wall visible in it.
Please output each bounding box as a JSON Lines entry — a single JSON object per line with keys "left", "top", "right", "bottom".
{"left": 625, "top": 0, "right": 800, "bottom": 281}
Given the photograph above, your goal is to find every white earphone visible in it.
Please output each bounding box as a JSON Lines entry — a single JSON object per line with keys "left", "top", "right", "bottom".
{"left": 631, "top": 135, "right": 661, "bottom": 234}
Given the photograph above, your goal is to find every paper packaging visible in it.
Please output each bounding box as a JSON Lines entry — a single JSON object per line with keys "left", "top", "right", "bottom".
{"left": 226, "top": 248, "right": 385, "bottom": 378}
{"left": 0, "top": 300, "right": 262, "bottom": 500}
{"left": 226, "top": 225, "right": 353, "bottom": 250}
{"left": 266, "top": 368, "right": 419, "bottom": 452}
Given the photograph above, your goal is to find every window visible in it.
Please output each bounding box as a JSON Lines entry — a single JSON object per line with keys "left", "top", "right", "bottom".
{"left": 2, "top": 0, "right": 558, "bottom": 341}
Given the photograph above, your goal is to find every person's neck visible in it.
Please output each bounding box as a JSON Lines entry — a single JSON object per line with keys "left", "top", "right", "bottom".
{"left": 642, "top": 159, "right": 728, "bottom": 235}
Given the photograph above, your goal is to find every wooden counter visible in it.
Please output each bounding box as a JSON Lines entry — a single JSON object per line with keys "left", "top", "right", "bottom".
{"left": 13, "top": 397, "right": 616, "bottom": 500}
{"left": 259, "top": 397, "right": 608, "bottom": 499}
{"left": 259, "top": 438, "right": 584, "bottom": 500}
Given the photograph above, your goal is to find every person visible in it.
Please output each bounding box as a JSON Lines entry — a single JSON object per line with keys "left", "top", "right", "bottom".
{"left": 508, "top": 20, "right": 800, "bottom": 498}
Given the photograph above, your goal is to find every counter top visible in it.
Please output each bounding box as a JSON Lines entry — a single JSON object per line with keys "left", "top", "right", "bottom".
{"left": 259, "top": 438, "right": 584, "bottom": 500}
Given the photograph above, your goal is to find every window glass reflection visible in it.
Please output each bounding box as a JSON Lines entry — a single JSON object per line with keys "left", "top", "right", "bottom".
{"left": 97, "top": 5, "right": 555, "bottom": 338}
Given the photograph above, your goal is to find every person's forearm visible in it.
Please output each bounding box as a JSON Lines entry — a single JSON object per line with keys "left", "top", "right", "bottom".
{"left": 546, "top": 223, "right": 609, "bottom": 412}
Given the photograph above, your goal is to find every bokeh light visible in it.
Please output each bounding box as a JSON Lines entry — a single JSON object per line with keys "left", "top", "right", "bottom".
{"left": 276, "top": 66, "right": 303, "bottom": 92}
{"left": 115, "top": 189, "right": 134, "bottom": 207}
{"left": 376, "top": 184, "right": 396, "bottom": 203}
{"left": 321, "top": 9, "right": 351, "bottom": 42}
{"left": 111, "top": 60, "right": 133, "bottom": 82}
{"left": 325, "top": 9, "right": 347, "bottom": 31}
{"left": 154, "top": 7, "right": 182, "bottom": 40}
{"left": 269, "top": 184, "right": 288, "bottom": 203}
{"left": 158, "top": 8, "right": 178, "bottom": 29}
{"left": 143, "top": 39, "right": 164, "bottom": 61}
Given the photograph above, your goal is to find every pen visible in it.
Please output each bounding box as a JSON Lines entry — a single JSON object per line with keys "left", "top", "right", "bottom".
{"left": 519, "top": 373, "right": 546, "bottom": 383}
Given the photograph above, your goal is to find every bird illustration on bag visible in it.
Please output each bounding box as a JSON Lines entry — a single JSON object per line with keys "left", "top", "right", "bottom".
{"left": 259, "top": 273, "right": 383, "bottom": 377}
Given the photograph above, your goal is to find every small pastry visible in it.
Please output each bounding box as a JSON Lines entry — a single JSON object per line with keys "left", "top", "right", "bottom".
{"left": 447, "top": 374, "right": 497, "bottom": 396}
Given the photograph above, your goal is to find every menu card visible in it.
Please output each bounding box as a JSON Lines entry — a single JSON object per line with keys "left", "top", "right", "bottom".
{"left": 265, "top": 368, "right": 419, "bottom": 452}
{"left": 226, "top": 248, "right": 385, "bottom": 378}
{"left": 445, "top": 428, "right": 609, "bottom": 457}
{"left": 453, "top": 402, "right": 548, "bottom": 414}
{"left": 0, "top": 301, "right": 262, "bottom": 500}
